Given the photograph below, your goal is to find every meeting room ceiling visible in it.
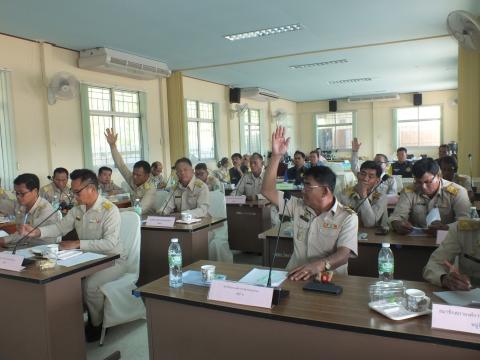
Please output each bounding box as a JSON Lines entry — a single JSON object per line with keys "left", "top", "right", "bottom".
{"left": 0, "top": 0, "right": 479, "bottom": 101}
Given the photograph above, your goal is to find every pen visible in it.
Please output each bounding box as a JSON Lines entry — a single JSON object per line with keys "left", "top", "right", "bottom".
{"left": 444, "top": 260, "right": 472, "bottom": 289}
{"left": 464, "top": 253, "right": 480, "bottom": 264}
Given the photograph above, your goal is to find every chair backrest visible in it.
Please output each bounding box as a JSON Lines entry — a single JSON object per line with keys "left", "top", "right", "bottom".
{"left": 393, "top": 175, "right": 403, "bottom": 193}
{"left": 154, "top": 190, "right": 170, "bottom": 210}
{"left": 208, "top": 190, "right": 227, "bottom": 218}
{"left": 120, "top": 211, "right": 141, "bottom": 277}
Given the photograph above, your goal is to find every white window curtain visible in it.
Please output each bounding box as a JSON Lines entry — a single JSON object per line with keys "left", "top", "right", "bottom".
{"left": 0, "top": 70, "right": 17, "bottom": 190}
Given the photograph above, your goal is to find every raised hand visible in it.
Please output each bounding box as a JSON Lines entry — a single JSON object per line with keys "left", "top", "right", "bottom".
{"left": 271, "top": 126, "right": 290, "bottom": 156}
{"left": 104, "top": 128, "right": 118, "bottom": 146}
{"left": 352, "top": 137, "right": 362, "bottom": 152}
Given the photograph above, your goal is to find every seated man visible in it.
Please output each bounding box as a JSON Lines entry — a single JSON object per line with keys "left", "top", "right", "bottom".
{"left": 438, "top": 156, "right": 474, "bottom": 202}
{"left": 423, "top": 219, "right": 480, "bottom": 290}
{"left": 105, "top": 128, "right": 156, "bottom": 215}
{"left": 338, "top": 161, "right": 388, "bottom": 228}
{"left": 287, "top": 151, "right": 307, "bottom": 185}
{"left": 241, "top": 154, "right": 250, "bottom": 173}
{"left": 195, "top": 163, "right": 223, "bottom": 192}
{"left": 0, "top": 173, "right": 60, "bottom": 247}
{"left": 40, "top": 167, "right": 74, "bottom": 207}
{"left": 262, "top": 126, "right": 358, "bottom": 279}
{"left": 351, "top": 138, "right": 397, "bottom": 195}
{"left": 151, "top": 161, "right": 167, "bottom": 189}
{"left": 389, "top": 158, "right": 470, "bottom": 234}
{"left": 235, "top": 152, "right": 265, "bottom": 199}
{"left": 160, "top": 157, "right": 209, "bottom": 217}
{"left": 392, "top": 147, "right": 413, "bottom": 178}
{"left": 436, "top": 144, "right": 451, "bottom": 163}
{"left": 98, "top": 166, "right": 123, "bottom": 195}
{"left": 20, "top": 169, "right": 125, "bottom": 342}
{"left": 307, "top": 149, "right": 327, "bottom": 168}
{"left": 229, "top": 153, "right": 244, "bottom": 185}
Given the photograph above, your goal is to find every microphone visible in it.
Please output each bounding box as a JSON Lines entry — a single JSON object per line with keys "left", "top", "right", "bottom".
{"left": 354, "top": 174, "right": 390, "bottom": 212}
{"left": 468, "top": 153, "right": 474, "bottom": 190}
{"left": 159, "top": 185, "right": 179, "bottom": 215}
{"left": 266, "top": 193, "right": 291, "bottom": 305}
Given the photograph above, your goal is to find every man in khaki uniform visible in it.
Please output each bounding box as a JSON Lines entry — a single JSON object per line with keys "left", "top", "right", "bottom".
{"left": 389, "top": 158, "right": 470, "bottom": 234}
{"left": 98, "top": 166, "right": 123, "bottom": 195}
{"left": 160, "top": 157, "right": 210, "bottom": 218}
{"left": 236, "top": 152, "right": 265, "bottom": 199}
{"left": 105, "top": 128, "right": 156, "bottom": 215}
{"left": 338, "top": 161, "right": 388, "bottom": 228}
{"left": 438, "top": 156, "right": 474, "bottom": 202}
{"left": 20, "top": 169, "right": 125, "bottom": 342}
{"left": 151, "top": 161, "right": 167, "bottom": 189}
{"left": 40, "top": 167, "right": 74, "bottom": 207}
{"left": 0, "top": 173, "right": 60, "bottom": 247}
{"left": 195, "top": 163, "right": 223, "bottom": 193}
{"left": 262, "top": 127, "right": 358, "bottom": 279}
{"left": 423, "top": 219, "right": 480, "bottom": 290}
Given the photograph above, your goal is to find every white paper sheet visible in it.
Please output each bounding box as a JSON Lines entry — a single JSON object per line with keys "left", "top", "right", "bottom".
{"left": 0, "top": 230, "right": 9, "bottom": 237}
{"left": 426, "top": 207, "right": 441, "bottom": 226}
{"left": 433, "top": 288, "right": 480, "bottom": 306}
{"left": 57, "top": 252, "right": 106, "bottom": 267}
{"left": 238, "top": 268, "right": 288, "bottom": 288}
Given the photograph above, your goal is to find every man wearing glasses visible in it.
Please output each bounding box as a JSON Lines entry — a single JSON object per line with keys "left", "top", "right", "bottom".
{"left": 40, "top": 167, "right": 74, "bottom": 207}
{"left": 20, "top": 169, "right": 125, "bottom": 342}
{"left": 262, "top": 127, "right": 358, "bottom": 280}
{"left": 0, "top": 173, "right": 60, "bottom": 247}
{"left": 389, "top": 158, "right": 470, "bottom": 234}
{"left": 338, "top": 161, "right": 388, "bottom": 228}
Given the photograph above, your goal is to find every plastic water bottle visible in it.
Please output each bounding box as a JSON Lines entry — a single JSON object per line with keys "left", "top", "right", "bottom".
{"left": 133, "top": 198, "right": 142, "bottom": 216}
{"left": 378, "top": 243, "right": 394, "bottom": 281}
{"left": 469, "top": 206, "right": 479, "bottom": 219}
{"left": 168, "top": 238, "right": 183, "bottom": 288}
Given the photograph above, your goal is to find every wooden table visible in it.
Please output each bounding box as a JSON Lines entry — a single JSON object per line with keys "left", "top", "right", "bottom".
{"left": 138, "top": 261, "right": 479, "bottom": 360}
{"left": 227, "top": 199, "right": 271, "bottom": 253}
{"left": 260, "top": 225, "right": 438, "bottom": 281}
{"left": 0, "top": 253, "right": 119, "bottom": 360}
{"left": 138, "top": 216, "right": 226, "bottom": 286}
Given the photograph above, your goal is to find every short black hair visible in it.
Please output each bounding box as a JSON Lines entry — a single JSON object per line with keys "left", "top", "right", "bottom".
{"left": 412, "top": 158, "right": 439, "bottom": 178}
{"left": 310, "top": 149, "right": 320, "bottom": 157}
{"left": 231, "top": 153, "right": 242, "bottom": 160}
{"left": 294, "top": 150, "right": 306, "bottom": 159}
{"left": 375, "top": 153, "right": 389, "bottom": 162}
{"left": 438, "top": 156, "right": 458, "bottom": 172}
{"left": 218, "top": 157, "right": 229, "bottom": 168}
{"left": 397, "top": 147, "right": 407, "bottom": 153}
{"left": 439, "top": 144, "right": 449, "bottom": 149}
{"left": 195, "top": 163, "right": 208, "bottom": 171}
{"left": 133, "top": 160, "right": 151, "bottom": 174}
{"left": 175, "top": 157, "right": 192, "bottom": 168}
{"left": 70, "top": 169, "right": 99, "bottom": 188}
{"left": 53, "top": 167, "right": 69, "bottom": 177}
{"left": 14, "top": 173, "right": 40, "bottom": 191}
{"left": 151, "top": 161, "right": 162, "bottom": 169}
{"left": 250, "top": 152, "right": 263, "bottom": 161}
{"left": 360, "top": 160, "right": 382, "bottom": 178}
{"left": 304, "top": 166, "right": 336, "bottom": 193}
{"left": 98, "top": 166, "right": 112, "bottom": 175}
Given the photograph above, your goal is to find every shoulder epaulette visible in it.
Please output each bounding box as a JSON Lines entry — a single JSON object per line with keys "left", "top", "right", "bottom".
{"left": 344, "top": 186, "right": 355, "bottom": 197}
{"left": 102, "top": 201, "right": 113, "bottom": 210}
{"left": 445, "top": 184, "right": 459, "bottom": 197}
{"left": 195, "top": 179, "right": 204, "bottom": 188}
{"left": 404, "top": 184, "right": 415, "bottom": 193}
{"left": 344, "top": 206, "right": 356, "bottom": 214}
{"left": 144, "top": 182, "right": 152, "bottom": 190}
{"left": 458, "top": 219, "right": 480, "bottom": 231}
{"left": 372, "top": 191, "right": 382, "bottom": 200}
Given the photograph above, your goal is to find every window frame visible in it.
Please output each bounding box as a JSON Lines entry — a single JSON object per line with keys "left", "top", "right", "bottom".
{"left": 313, "top": 111, "right": 357, "bottom": 151}
{"left": 241, "top": 108, "right": 262, "bottom": 154}
{"left": 80, "top": 84, "right": 149, "bottom": 169}
{"left": 0, "top": 70, "right": 17, "bottom": 191}
{"left": 185, "top": 99, "right": 217, "bottom": 162}
{"left": 393, "top": 104, "right": 443, "bottom": 149}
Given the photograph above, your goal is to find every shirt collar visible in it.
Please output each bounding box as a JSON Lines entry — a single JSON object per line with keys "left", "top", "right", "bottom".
{"left": 79, "top": 194, "right": 103, "bottom": 213}
{"left": 28, "top": 196, "right": 43, "bottom": 214}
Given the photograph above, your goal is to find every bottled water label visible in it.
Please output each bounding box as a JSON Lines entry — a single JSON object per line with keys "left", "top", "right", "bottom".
{"left": 379, "top": 262, "right": 394, "bottom": 274}
{"left": 169, "top": 254, "right": 182, "bottom": 268}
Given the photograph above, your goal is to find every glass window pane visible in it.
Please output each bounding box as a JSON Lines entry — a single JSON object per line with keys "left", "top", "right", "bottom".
{"left": 335, "top": 125, "right": 352, "bottom": 149}
{"left": 419, "top": 120, "right": 440, "bottom": 146}
{"left": 88, "top": 87, "right": 111, "bottom": 112}
{"left": 419, "top": 106, "right": 441, "bottom": 120}
{"left": 188, "top": 121, "right": 199, "bottom": 161}
{"left": 114, "top": 90, "right": 139, "bottom": 114}
{"left": 199, "top": 122, "right": 215, "bottom": 159}
{"left": 336, "top": 112, "right": 352, "bottom": 124}
{"left": 397, "top": 107, "right": 419, "bottom": 121}
{"left": 398, "top": 122, "right": 419, "bottom": 147}
{"left": 114, "top": 117, "right": 142, "bottom": 166}
{"left": 316, "top": 114, "right": 335, "bottom": 126}
{"left": 199, "top": 102, "right": 213, "bottom": 120}
{"left": 250, "top": 110, "right": 260, "bottom": 124}
{"left": 90, "top": 115, "right": 113, "bottom": 167}
{"left": 317, "top": 127, "right": 334, "bottom": 150}
{"left": 187, "top": 100, "right": 197, "bottom": 119}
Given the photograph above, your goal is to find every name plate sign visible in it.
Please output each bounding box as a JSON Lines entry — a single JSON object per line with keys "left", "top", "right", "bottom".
{"left": 432, "top": 304, "right": 480, "bottom": 335}
{"left": 145, "top": 216, "right": 176, "bottom": 228}
{"left": 0, "top": 253, "right": 25, "bottom": 272}
{"left": 208, "top": 280, "right": 273, "bottom": 308}
{"left": 225, "top": 196, "right": 246, "bottom": 204}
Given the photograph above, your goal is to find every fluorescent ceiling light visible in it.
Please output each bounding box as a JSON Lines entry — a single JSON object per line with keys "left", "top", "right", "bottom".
{"left": 328, "top": 77, "right": 372, "bottom": 85}
{"left": 289, "top": 59, "right": 348, "bottom": 69}
{"left": 224, "top": 23, "right": 304, "bottom": 41}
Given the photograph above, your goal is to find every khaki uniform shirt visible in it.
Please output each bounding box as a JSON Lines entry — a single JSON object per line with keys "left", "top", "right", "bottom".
{"left": 453, "top": 173, "right": 473, "bottom": 193}
{"left": 351, "top": 151, "right": 397, "bottom": 195}
{"left": 40, "top": 183, "right": 74, "bottom": 206}
{"left": 236, "top": 169, "right": 265, "bottom": 197}
{"left": 161, "top": 177, "right": 210, "bottom": 218}
{"left": 110, "top": 145, "right": 156, "bottom": 215}
{"left": 40, "top": 195, "right": 124, "bottom": 259}
{"left": 213, "top": 168, "right": 230, "bottom": 184}
{"left": 338, "top": 186, "right": 388, "bottom": 228}
{"left": 0, "top": 187, "right": 14, "bottom": 216}
{"left": 423, "top": 220, "right": 480, "bottom": 287}
{"left": 278, "top": 192, "right": 358, "bottom": 274}
{"left": 3, "top": 197, "right": 61, "bottom": 245}
{"left": 206, "top": 175, "right": 224, "bottom": 193}
{"left": 389, "top": 179, "right": 470, "bottom": 228}
{"left": 99, "top": 181, "right": 123, "bottom": 195}
{"left": 151, "top": 174, "right": 167, "bottom": 189}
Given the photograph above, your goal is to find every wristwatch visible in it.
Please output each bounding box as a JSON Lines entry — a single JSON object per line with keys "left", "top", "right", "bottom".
{"left": 324, "top": 260, "right": 331, "bottom": 271}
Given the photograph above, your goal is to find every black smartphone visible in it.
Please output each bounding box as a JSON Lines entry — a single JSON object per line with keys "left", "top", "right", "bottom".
{"left": 303, "top": 281, "right": 342, "bottom": 295}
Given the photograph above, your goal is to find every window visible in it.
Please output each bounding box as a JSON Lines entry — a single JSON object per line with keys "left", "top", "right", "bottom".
{"left": 186, "top": 100, "right": 216, "bottom": 161}
{"left": 0, "top": 70, "right": 17, "bottom": 190}
{"left": 315, "top": 112, "right": 354, "bottom": 150}
{"left": 395, "top": 106, "right": 441, "bottom": 147}
{"left": 242, "top": 109, "right": 261, "bottom": 154}
{"left": 81, "top": 86, "right": 146, "bottom": 168}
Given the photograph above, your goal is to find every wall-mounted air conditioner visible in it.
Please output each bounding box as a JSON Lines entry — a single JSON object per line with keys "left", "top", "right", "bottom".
{"left": 240, "top": 87, "right": 279, "bottom": 102}
{"left": 347, "top": 93, "right": 400, "bottom": 103}
{"left": 78, "top": 48, "right": 171, "bottom": 80}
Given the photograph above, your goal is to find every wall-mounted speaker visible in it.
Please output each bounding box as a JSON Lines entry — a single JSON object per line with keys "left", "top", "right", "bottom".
{"left": 229, "top": 88, "right": 241, "bottom": 104}
{"left": 329, "top": 100, "right": 337, "bottom": 112}
{"left": 413, "top": 93, "right": 422, "bottom": 106}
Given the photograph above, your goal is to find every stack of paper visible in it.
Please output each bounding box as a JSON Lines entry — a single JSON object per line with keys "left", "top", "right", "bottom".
{"left": 238, "top": 268, "right": 288, "bottom": 288}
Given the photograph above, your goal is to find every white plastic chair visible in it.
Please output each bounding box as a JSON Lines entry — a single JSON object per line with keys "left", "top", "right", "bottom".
{"left": 207, "top": 191, "right": 233, "bottom": 263}
{"left": 98, "top": 211, "right": 146, "bottom": 345}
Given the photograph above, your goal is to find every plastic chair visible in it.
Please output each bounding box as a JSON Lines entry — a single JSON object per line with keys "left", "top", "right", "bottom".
{"left": 207, "top": 191, "right": 233, "bottom": 263}
{"left": 98, "top": 211, "right": 146, "bottom": 345}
